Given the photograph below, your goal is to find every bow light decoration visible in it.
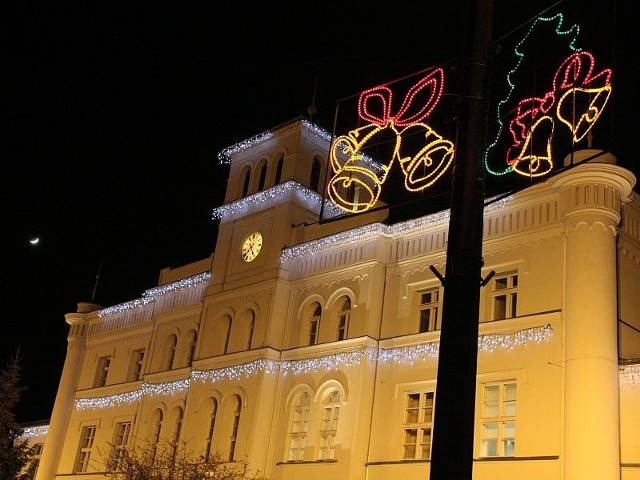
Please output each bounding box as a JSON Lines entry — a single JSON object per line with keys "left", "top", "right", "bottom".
{"left": 328, "top": 68, "right": 455, "bottom": 213}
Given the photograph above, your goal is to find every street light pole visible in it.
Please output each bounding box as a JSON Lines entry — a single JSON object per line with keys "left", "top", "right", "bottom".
{"left": 429, "top": 0, "right": 493, "bottom": 479}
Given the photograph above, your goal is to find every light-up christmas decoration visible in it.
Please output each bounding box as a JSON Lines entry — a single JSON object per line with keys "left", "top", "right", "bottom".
{"left": 281, "top": 194, "right": 511, "bottom": 263}
{"left": 98, "top": 271, "right": 211, "bottom": 317}
{"left": 212, "top": 180, "right": 343, "bottom": 222}
{"left": 218, "top": 119, "right": 332, "bottom": 164}
{"left": 328, "top": 68, "right": 455, "bottom": 213}
{"left": 484, "top": 14, "right": 613, "bottom": 178}
{"left": 505, "top": 51, "right": 612, "bottom": 178}
{"left": 75, "top": 323, "right": 550, "bottom": 411}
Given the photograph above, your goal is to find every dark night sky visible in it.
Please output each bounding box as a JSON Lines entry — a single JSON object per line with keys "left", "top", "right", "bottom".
{"left": 2, "top": 1, "right": 638, "bottom": 423}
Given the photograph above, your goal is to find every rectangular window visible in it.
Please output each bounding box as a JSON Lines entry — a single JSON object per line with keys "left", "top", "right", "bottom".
{"left": 94, "top": 356, "right": 111, "bottom": 387}
{"left": 111, "top": 422, "right": 132, "bottom": 471}
{"left": 480, "top": 381, "right": 516, "bottom": 457}
{"left": 74, "top": 425, "right": 96, "bottom": 473}
{"left": 492, "top": 273, "right": 518, "bottom": 320}
{"left": 127, "top": 349, "right": 145, "bottom": 382}
{"left": 418, "top": 289, "right": 440, "bottom": 332}
{"left": 402, "top": 392, "right": 434, "bottom": 460}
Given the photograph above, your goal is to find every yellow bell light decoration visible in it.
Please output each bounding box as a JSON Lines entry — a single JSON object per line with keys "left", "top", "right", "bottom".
{"left": 328, "top": 68, "right": 455, "bottom": 213}
{"left": 506, "top": 50, "right": 612, "bottom": 178}
{"left": 555, "top": 51, "right": 612, "bottom": 143}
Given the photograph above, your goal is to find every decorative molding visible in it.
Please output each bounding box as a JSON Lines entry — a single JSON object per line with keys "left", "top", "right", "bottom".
{"left": 75, "top": 325, "right": 552, "bottom": 411}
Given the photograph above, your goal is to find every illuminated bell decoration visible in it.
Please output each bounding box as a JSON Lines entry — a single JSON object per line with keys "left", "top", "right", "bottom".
{"left": 505, "top": 50, "right": 612, "bottom": 178}
{"left": 328, "top": 68, "right": 454, "bottom": 213}
{"left": 554, "top": 51, "right": 612, "bottom": 143}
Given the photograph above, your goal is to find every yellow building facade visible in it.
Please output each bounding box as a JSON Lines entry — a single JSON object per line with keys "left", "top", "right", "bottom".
{"left": 30, "top": 118, "right": 640, "bottom": 480}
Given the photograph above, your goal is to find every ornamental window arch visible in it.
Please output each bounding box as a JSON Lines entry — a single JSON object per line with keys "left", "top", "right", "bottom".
{"left": 192, "top": 391, "right": 223, "bottom": 460}
{"left": 256, "top": 157, "right": 269, "bottom": 192}
{"left": 145, "top": 403, "right": 168, "bottom": 459}
{"left": 274, "top": 152, "right": 285, "bottom": 185}
{"left": 235, "top": 305, "right": 258, "bottom": 351}
{"left": 327, "top": 288, "right": 356, "bottom": 341}
{"left": 181, "top": 328, "right": 198, "bottom": 366}
{"left": 284, "top": 384, "right": 314, "bottom": 462}
{"left": 211, "top": 312, "right": 234, "bottom": 356}
{"left": 240, "top": 164, "right": 252, "bottom": 198}
{"left": 160, "top": 331, "right": 179, "bottom": 371}
{"left": 201, "top": 305, "right": 234, "bottom": 358}
{"left": 219, "top": 388, "right": 248, "bottom": 462}
{"left": 296, "top": 296, "right": 325, "bottom": 347}
{"left": 309, "top": 154, "right": 326, "bottom": 193}
{"left": 315, "top": 380, "right": 347, "bottom": 460}
{"left": 167, "top": 403, "right": 185, "bottom": 458}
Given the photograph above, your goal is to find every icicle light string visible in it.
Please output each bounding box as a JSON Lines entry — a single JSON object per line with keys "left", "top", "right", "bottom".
{"left": 98, "top": 272, "right": 212, "bottom": 318}
{"left": 75, "top": 324, "right": 551, "bottom": 411}
{"left": 280, "top": 195, "right": 512, "bottom": 263}
{"left": 218, "top": 119, "right": 332, "bottom": 164}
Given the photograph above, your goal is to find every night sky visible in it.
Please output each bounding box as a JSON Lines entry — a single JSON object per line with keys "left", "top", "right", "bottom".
{"left": 2, "top": 1, "right": 638, "bottom": 423}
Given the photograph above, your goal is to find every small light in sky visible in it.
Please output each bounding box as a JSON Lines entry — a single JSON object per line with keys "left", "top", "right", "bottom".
{"left": 29, "top": 237, "right": 40, "bottom": 246}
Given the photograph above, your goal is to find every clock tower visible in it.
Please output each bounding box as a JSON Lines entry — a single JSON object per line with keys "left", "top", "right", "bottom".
{"left": 208, "top": 118, "right": 335, "bottom": 293}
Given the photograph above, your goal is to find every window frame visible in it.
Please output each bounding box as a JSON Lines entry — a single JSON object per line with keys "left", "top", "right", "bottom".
{"left": 336, "top": 297, "right": 351, "bottom": 341}
{"left": 204, "top": 398, "right": 218, "bottom": 461}
{"left": 74, "top": 425, "right": 97, "bottom": 473}
{"left": 287, "top": 392, "right": 311, "bottom": 461}
{"left": 318, "top": 390, "right": 340, "bottom": 460}
{"left": 491, "top": 272, "right": 518, "bottom": 320}
{"left": 94, "top": 355, "right": 111, "bottom": 387}
{"left": 228, "top": 396, "right": 242, "bottom": 461}
{"left": 128, "top": 348, "right": 145, "bottom": 382}
{"left": 308, "top": 303, "right": 321, "bottom": 346}
{"left": 418, "top": 288, "right": 441, "bottom": 333}
{"left": 163, "top": 334, "right": 178, "bottom": 370}
{"left": 110, "top": 421, "right": 132, "bottom": 471}
{"left": 478, "top": 380, "right": 517, "bottom": 458}
{"left": 401, "top": 391, "right": 435, "bottom": 460}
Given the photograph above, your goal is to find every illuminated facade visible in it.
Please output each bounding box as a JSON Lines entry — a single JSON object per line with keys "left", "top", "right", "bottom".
{"left": 31, "top": 118, "right": 640, "bottom": 480}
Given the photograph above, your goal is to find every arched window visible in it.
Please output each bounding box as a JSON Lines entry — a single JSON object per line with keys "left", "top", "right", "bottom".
{"left": 310, "top": 156, "right": 322, "bottom": 192}
{"left": 204, "top": 398, "right": 218, "bottom": 461}
{"left": 213, "top": 315, "right": 232, "bottom": 355}
{"left": 257, "top": 161, "right": 268, "bottom": 191}
{"left": 336, "top": 297, "right": 351, "bottom": 341}
{"left": 287, "top": 392, "right": 310, "bottom": 461}
{"left": 186, "top": 329, "right": 198, "bottom": 365}
{"left": 169, "top": 407, "right": 183, "bottom": 461}
{"left": 163, "top": 334, "right": 177, "bottom": 371}
{"left": 241, "top": 167, "right": 251, "bottom": 197}
{"left": 149, "top": 409, "right": 163, "bottom": 463}
{"left": 228, "top": 395, "right": 242, "bottom": 461}
{"left": 319, "top": 391, "right": 340, "bottom": 460}
{"left": 274, "top": 154, "right": 284, "bottom": 184}
{"left": 308, "top": 303, "right": 322, "bottom": 346}
{"left": 246, "top": 313, "right": 255, "bottom": 350}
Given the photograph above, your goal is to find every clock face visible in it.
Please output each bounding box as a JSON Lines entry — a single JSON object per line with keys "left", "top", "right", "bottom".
{"left": 241, "top": 231, "right": 263, "bottom": 262}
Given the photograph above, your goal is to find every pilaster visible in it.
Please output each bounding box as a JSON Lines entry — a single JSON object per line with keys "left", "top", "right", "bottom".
{"left": 551, "top": 150, "right": 635, "bottom": 480}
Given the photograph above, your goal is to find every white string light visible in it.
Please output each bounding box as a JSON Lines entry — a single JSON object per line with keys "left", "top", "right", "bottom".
{"left": 75, "top": 325, "right": 551, "bottom": 411}
{"left": 211, "top": 180, "right": 342, "bottom": 222}
{"left": 280, "top": 195, "right": 513, "bottom": 263}
{"left": 217, "top": 119, "right": 333, "bottom": 164}
{"left": 620, "top": 364, "right": 640, "bottom": 385}
{"left": 98, "top": 272, "right": 212, "bottom": 318}
{"left": 19, "top": 424, "right": 49, "bottom": 440}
